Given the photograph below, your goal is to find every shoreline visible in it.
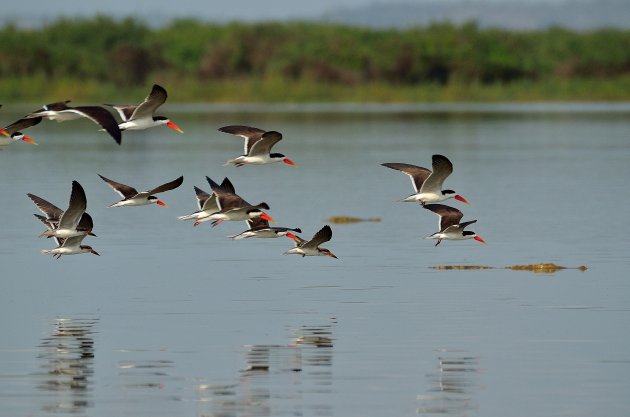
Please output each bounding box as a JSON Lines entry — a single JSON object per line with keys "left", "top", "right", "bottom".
{"left": 2, "top": 77, "right": 630, "bottom": 105}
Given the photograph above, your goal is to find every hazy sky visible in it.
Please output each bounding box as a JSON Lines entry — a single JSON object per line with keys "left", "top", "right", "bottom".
{"left": 4, "top": 0, "right": 581, "bottom": 21}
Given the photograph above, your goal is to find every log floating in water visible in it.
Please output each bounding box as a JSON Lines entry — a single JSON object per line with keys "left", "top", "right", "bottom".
{"left": 327, "top": 216, "right": 381, "bottom": 224}
{"left": 430, "top": 265, "right": 494, "bottom": 270}
{"left": 506, "top": 263, "right": 588, "bottom": 273}
{"left": 431, "top": 263, "right": 588, "bottom": 273}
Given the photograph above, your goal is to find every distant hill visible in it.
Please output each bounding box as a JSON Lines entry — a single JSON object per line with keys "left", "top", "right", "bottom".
{"left": 321, "top": 0, "right": 630, "bottom": 30}
{"left": 3, "top": 0, "right": 629, "bottom": 29}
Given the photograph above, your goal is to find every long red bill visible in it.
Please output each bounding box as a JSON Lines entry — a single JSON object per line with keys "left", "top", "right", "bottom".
{"left": 260, "top": 213, "right": 275, "bottom": 223}
{"left": 283, "top": 158, "right": 296, "bottom": 167}
{"left": 455, "top": 195, "right": 469, "bottom": 204}
{"left": 156, "top": 200, "right": 167, "bottom": 207}
{"left": 0, "top": 128, "right": 8, "bottom": 137}
{"left": 474, "top": 236, "right": 486, "bottom": 244}
{"left": 22, "top": 135, "right": 38, "bottom": 145}
{"left": 166, "top": 121, "right": 184, "bottom": 133}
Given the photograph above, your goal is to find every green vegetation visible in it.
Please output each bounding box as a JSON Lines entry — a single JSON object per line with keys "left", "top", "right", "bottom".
{"left": 1, "top": 16, "right": 629, "bottom": 102}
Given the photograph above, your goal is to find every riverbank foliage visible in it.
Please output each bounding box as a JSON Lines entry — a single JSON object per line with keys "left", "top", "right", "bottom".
{"left": 1, "top": 17, "right": 629, "bottom": 102}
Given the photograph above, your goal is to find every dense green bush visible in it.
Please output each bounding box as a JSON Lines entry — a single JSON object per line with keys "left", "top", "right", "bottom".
{"left": 0, "top": 17, "right": 628, "bottom": 100}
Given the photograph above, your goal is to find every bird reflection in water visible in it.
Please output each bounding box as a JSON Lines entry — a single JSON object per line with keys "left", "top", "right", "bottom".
{"left": 36, "top": 318, "right": 97, "bottom": 414}
{"left": 416, "top": 350, "right": 481, "bottom": 416}
{"left": 197, "top": 319, "right": 336, "bottom": 417}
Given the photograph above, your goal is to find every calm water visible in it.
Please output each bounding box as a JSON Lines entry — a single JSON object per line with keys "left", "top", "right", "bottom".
{"left": 1, "top": 103, "right": 629, "bottom": 417}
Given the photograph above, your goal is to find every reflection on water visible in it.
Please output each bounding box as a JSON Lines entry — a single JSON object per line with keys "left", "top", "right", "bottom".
{"left": 416, "top": 350, "right": 481, "bottom": 416}
{"left": 1, "top": 105, "right": 628, "bottom": 417}
{"left": 198, "top": 320, "right": 335, "bottom": 417}
{"left": 35, "top": 318, "right": 97, "bottom": 414}
{"left": 117, "top": 359, "right": 175, "bottom": 390}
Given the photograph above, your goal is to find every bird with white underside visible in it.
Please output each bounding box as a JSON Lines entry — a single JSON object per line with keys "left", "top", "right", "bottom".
{"left": 105, "top": 84, "right": 183, "bottom": 134}
{"left": 32, "top": 181, "right": 91, "bottom": 240}
{"left": 284, "top": 225, "right": 338, "bottom": 258}
{"left": 0, "top": 112, "right": 40, "bottom": 147}
{"left": 98, "top": 174, "right": 184, "bottom": 207}
{"left": 187, "top": 177, "right": 273, "bottom": 227}
{"left": 381, "top": 154, "right": 468, "bottom": 205}
{"left": 219, "top": 125, "right": 296, "bottom": 167}
{"left": 423, "top": 204, "right": 485, "bottom": 246}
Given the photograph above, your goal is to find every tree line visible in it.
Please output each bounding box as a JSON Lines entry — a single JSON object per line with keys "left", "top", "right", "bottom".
{"left": 1, "top": 16, "right": 628, "bottom": 91}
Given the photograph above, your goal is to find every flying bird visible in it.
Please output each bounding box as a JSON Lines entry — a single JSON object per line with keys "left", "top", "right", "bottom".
{"left": 284, "top": 225, "right": 337, "bottom": 258}
{"left": 25, "top": 100, "right": 122, "bottom": 145}
{"left": 177, "top": 179, "right": 235, "bottom": 223}
{"left": 381, "top": 155, "right": 468, "bottom": 205}
{"left": 0, "top": 116, "right": 40, "bottom": 147}
{"left": 190, "top": 177, "right": 273, "bottom": 227}
{"left": 228, "top": 217, "right": 301, "bottom": 240}
{"left": 28, "top": 193, "right": 65, "bottom": 228}
{"left": 34, "top": 202, "right": 97, "bottom": 259}
{"left": 41, "top": 234, "right": 99, "bottom": 259}
{"left": 423, "top": 204, "right": 485, "bottom": 246}
{"left": 34, "top": 212, "right": 96, "bottom": 238}
{"left": 29, "top": 193, "right": 96, "bottom": 237}
{"left": 106, "top": 84, "right": 183, "bottom": 134}
{"left": 98, "top": 174, "right": 184, "bottom": 207}
{"left": 218, "top": 125, "right": 295, "bottom": 167}
{"left": 31, "top": 181, "right": 89, "bottom": 239}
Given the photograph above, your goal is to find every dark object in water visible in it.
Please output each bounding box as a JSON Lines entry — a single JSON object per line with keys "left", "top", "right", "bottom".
{"left": 431, "top": 265, "right": 493, "bottom": 270}
{"left": 327, "top": 216, "right": 381, "bottom": 224}
{"left": 506, "top": 263, "right": 588, "bottom": 273}
{"left": 431, "top": 263, "right": 587, "bottom": 274}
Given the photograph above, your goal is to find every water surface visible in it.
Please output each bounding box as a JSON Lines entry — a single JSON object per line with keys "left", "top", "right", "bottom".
{"left": 1, "top": 103, "right": 629, "bottom": 416}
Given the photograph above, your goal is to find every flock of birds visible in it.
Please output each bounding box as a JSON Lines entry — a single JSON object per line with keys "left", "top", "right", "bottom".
{"left": 2, "top": 83, "right": 484, "bottom": 260}
{"left": 381, "top": 156, "right": 485, "bottom": 246}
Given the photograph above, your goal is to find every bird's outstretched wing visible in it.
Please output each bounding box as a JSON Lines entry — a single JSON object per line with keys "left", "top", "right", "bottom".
{"left": 381, "top": 162, "right": 432, "bottom": 193}
{"left": 147, "top": 176, "right": 184, "bottom": 195}
{"left": 98, "top": 174, "right": 139, "bottom": 199}
{"left": 303, "top": 225, "right": 333, "bottom": 249}
{"left": 129, "top": 84, "right": 168, "bottom": 121}
{"left": 423, "top": 204, "right": 464, "bottom": 232}
{"left": 218, "top": 125, "right": 267, "bottom": 155}
{"left": 420, "top": 155, "right": 454, "bottom": 194}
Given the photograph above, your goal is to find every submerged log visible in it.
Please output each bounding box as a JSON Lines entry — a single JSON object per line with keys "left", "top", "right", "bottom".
{"left": 430, "top": 265, "right": 494, "bottom": 270}
{"left": 430, "top": 263, "right": 588, "bottom": 273}
{"left": 506, "top": 263, "right": 588, "bottom": 273}
{"left": 327, "top": 216, "right": 381, "bottom": 224}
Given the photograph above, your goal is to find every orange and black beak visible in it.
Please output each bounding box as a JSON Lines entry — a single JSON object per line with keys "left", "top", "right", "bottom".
{"left": 0, "top": 128, "right": 8, "bottom": 137}
{"left": 285, "top": 232, "right": 300, "bottom": 242}
{"left": 327, "top": 251, "right": 338, "bottom": 259}
{"left": 166, "top": 121, "right": 184, "bottom": 133}
{"left": 260, "top": 213, "right": 275, "bottom": 223}
{"left": 474, "top": 236, "right": 486, "bottom": 244}
{"left": 283, "top": 158, "right": 296, "bottom": 167}
{"left": 156, "top": 200, "right": 168, "bottom": 207}
{"left": 455, "top": 195, "right": 469, "bottom": 204}
{"left": 91, "top": 249, "right": 100, "bottom": 256}
{"left": 88, "top": 231, "right": 97, "bottom": 237}
{"left": 22, "top": 135, "right": 38, "bottom": 145}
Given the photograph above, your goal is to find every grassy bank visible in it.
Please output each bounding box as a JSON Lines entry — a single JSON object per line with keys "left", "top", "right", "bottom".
{"left": 1, "top": 17, "right": 629, "bottom": 103}
{"left": 2, "top": 75, "right": 630, "bottom": 104}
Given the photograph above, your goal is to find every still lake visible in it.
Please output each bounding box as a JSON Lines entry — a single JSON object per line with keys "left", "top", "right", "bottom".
{"left": 1, "top": 102, "right": 629, "bottom": 417}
